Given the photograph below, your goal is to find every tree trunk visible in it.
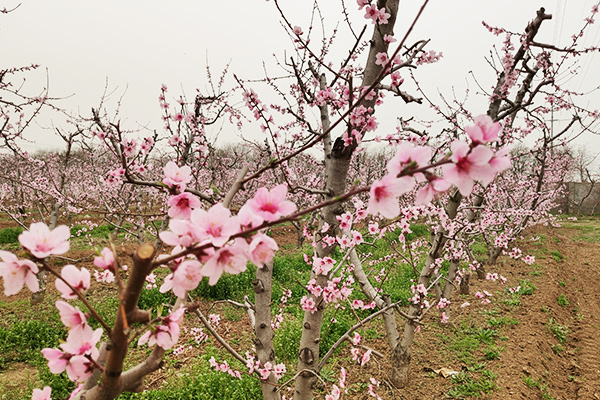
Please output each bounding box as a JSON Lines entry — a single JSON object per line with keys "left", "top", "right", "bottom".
{"left": 294, "top": 2, "right": 400, "bottom": 396}
{"left": 459, "top": 272, "right": 470, "bottom": 295}
{"left": 111, "top": 214, "right": 124, "bottom": 241}
{"left": 253, "top": 261, "right": 281, "bottom": 400}
{"left": 30, "top": 270, "right": 47, "bottom": 306}
{"left": 442, "top": 259, "right": 460, "bottom": 300}
{"left": 488, "top": 247, "right": 503, "bottom": 266}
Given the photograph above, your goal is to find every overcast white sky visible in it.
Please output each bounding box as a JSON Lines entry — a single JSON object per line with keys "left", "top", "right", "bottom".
{"left": 2, "top": 0, "right": 600, "bottom": 152}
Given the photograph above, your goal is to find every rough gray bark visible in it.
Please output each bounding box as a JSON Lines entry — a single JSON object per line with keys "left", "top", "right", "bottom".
{"left": 253, "top": 261, "right": 282, "bottom": 400}
{"left": 442, "top": 259, "right": 460, "bottom": 300}
{"left": 488, "top": 247, "right": 503, "bottom": 266}
{"left": 110, "top": 214, "right": 124, "bottom": 241}
{"left": 459, "top": 272, "right": 470, "bottom": 295}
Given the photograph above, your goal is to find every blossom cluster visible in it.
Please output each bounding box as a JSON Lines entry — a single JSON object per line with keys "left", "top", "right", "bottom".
{"left": 159, "top": 170, "right": 297, "bottom": 293}
{"left": 357, "top": 1, "right": 391, "bottom": 25}
{"left": 209, "top": 353, "right": 287, "bottom": 381}
{"left": 366, "top": 115, "right": 510, "bottom": 220}
{"left": 138, "top": 307, "right": 186, "bottom": 350}
{"left": 41, "top": 301, "right": 102, "bottom": 383}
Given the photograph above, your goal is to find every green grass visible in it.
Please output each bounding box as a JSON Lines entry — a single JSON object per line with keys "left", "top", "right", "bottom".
{"left": 137, "top": 288, "right": 174, "bottom": 316}
{"left": 561, "top": 219, "right": 600, "bottom": 243}
{"left": 468, "top": 327, "right": 498, "bottom": 345}
{"left": 447, "top": 370, "right": 498, "bottom": 398}
{"left": 516, "top": 279, "right": 536, "bottom": 295}
{"left": 470, "top": 242, "right": 488, "bottom": 264}
{"left": 121, "top": 349, "right": 262, "bottom": 400}
{"left": 273, "top": 318, "right": 302, "bottom": 364}
{"left": 0, "top": 226, "right": 23, "bottom": 244}
{"left": 502, "top": 295, "right": 521, "bottom": 307}
{"left": 529, "top": 264, "right": 543, "bottom": 276}
{"left": 550, "top": 250, "right": 565, "bottom": 262}
{"left": 0, "top": 313, "right": 76, "bottom": 399}
{"left": 523, "top": 376, "right": 555, "bottom": 400}
{"left": 0, "top": 318, "right": 66, "bottom": 369}
{"left": 271, "top": 251, "right": 312, "bottom": 304}
{"left": 557, "top": 294, "right": 569, "bottom": 307}
{"left": 444, "top": 332, "right": 480, "bottom": 365}
{"left": 1, "top": 215, "right": 538, "bottom": 400}
{"left": 405, "top": 223, "right": 429, "bottom": 241}
{"left": 69, "top": 224, "right": 116, "bottom": 240}
{"left": 190, "top": 264, "right": 257, "bottom": 302}
{"left": 547, "top": 318, "right": 568, "bottom": 344}
{"left": 551, "top": 343, "right": 564, "bottom": 355}
{"left": 484, "top": 346, "right": 502, "bottom": 360}
{"left": 487, "top": 316, "right": 519, "bottom": 328}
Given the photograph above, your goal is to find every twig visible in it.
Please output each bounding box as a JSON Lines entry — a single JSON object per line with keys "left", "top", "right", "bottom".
{"left": 188, "top": 294, "right": 247, "bottom": 365}
{"left": 318, "top": 299, "right": 405, "bottom": 370}
{"left": 42, "top": 260, "right": 113, "bottom": 335}
{"left": 277, "top": 369, "right": 326, "bottom": 393}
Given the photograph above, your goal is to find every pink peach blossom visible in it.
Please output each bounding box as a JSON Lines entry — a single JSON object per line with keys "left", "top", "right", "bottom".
{"left": 488, "top": 147, "right": 511, "bottom": 178}
{"left": 301, "top": 295, "right": 317, "bottom": 314}
{"left": 442, "top": 141, "right": 494, "bottom": 196}
{"left": 55, "top": 265, "right": 90, "bottom": 299}
{"left": 60, "top": 325, "right": 102, "bottom": 358}
{"left": 246, "top": 185, "right": 297, "bottom": 222}
{"left": 138, "top": 307, "right": 186, "bottom": 350}
{"left": 167, "top": 192, "right": 201, "bottom": 220}
{"left": 465, "top": 114, "right": 501, "bottom": 144}
{"left": 248, "top": 233, "right": 278, "bottom": 267}
{"left": 415, "top": 177, "right": 451, "bottom": 204}
{"left": 357, "top": 0, "right": 370, "bottom": 9}
{"left": 31, "top": 386, "right": 52, "bottom": 400}
{"left": 55, "top": 300, "right": 87, "bottom": 332}
{"left": 41, "top": 347, "right": 68, "bottom": 375}
{"left": 238, "top": 203, "right": 263, "bottom": 228}
{"left": 366, "top": 175, "right": 414, "bottom": 219}
{"left": 93, "top": 247, "right": 115, "bottom": 270}
{"left": 163, "top": 161, "right": 192, "bottom": 191}
{"left": 360, "top": 349, "right": 372, "bottom": 365}
{"left": 0, "top": 250, "right": 39, "bottom": 295}
{"left": 19, "top": 222, "right": 70, "bottom": 259}
{"left": 386, "top": 144, "right": 432, "bottom": 178}
{"left": 166, "top": 259, "right": 203, "bottom": 298}
{"left": 191, "top": 203, "right": 240, "bottom": 247}
{"left": 159, "top": 219, "right": 198, "bottom": 248}
{"left": 440, "top": 312, "right": 449, "bottom": 324}
{"left": 272, "top": 363, "right": 286, "bottom": 379}
{"left": 201, "top": 239, "right": 249, "bottom": 285}
{"left": 42, "top": 324, "right": 102, "bottom": 383}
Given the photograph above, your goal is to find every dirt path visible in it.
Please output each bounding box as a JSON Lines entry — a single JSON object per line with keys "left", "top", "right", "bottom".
{"left": 487, "top": 224, "right": 600, "bottom": 399}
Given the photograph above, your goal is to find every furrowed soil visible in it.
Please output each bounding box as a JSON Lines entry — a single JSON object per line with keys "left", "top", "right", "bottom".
{"left": 1, "top": 219, "right": 600, "bottom": 399}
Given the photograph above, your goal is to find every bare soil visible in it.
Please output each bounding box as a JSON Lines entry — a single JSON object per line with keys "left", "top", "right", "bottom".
{"left": 1, "top": 221, "right": 600, "bottom": 399}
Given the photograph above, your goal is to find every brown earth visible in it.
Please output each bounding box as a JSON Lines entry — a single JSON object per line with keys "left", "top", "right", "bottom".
{"left": 1, "top": 220, "right": 600, "bottom": 399}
